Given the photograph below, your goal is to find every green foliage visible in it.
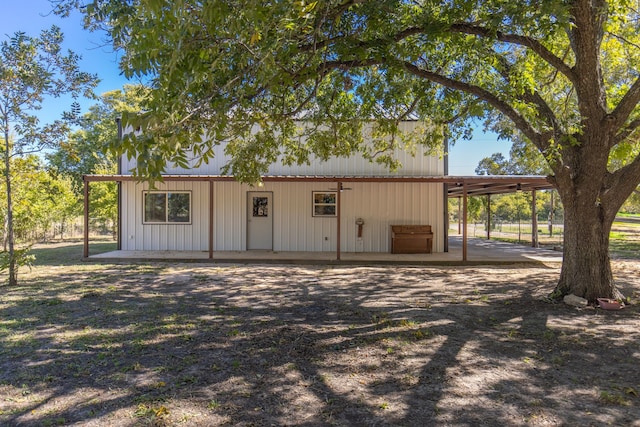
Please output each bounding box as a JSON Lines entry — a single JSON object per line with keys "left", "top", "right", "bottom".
{"left": 59, "top": 1, "right": 639, "bottom": 183}
{"left": 620, "top": 192, "right": 640, "bottom": 214}
{"left": 0, "top": 247, "right": 34, "bottom": 281}
{"left": 0, "top": 26, "right": 98, "bottom": 285}
{"left": 89, "top": 163, "right": 118, "bottom": 237}
{"left": 47, "top": 85, "right": 147, "bottom": 235}
{"left": 451, "top": 190, "right": 562, "bottom": 227}
{"left": 47, "top": 85, "right": 149, "bottom": 189}
{"left": 0, "top": 155, "right": 80, "bottom": 243}
{"left": 476, "top": 136, "right": 550, "bottom": 175}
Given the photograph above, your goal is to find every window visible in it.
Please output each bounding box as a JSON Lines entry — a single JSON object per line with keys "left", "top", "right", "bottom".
{"left": 252, "top": 196, "right": 269, "bottom": 217}
{"left": 143, "top": 191, "right": 191, "bottom": 224}
{"left": 312, "top": 191, "right": 337, "bottom": 217}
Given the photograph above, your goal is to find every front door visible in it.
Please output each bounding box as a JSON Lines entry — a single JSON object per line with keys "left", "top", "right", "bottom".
{"left": 247, "top": 192, "right": 273, "bottom": 250}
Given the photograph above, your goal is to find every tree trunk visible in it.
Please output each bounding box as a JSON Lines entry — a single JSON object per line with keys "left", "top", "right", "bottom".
{"left": 552, "top": 196, "right": 623, "bottom": 302}
{"left": 3, "top": 127, "right": 17, "bottom": 286}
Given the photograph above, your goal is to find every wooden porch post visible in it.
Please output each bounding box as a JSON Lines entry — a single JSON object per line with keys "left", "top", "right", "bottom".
{"left": 83, "top": 178, "right": 89, "bottom": 258}
{"left": 531, "top": 190, "right": 538, "bottom": 248}
{"left": 463, "top": 182, "right": 468, "bottom": 262}
{"left": 336, "top": 181, "right": 341, "bottom": 261}
{"left": 549, "top": 190, "right": 554, "bottom": 237}
{"left": 486, "top": 194, "right": 491, "bottom": 240}
{"left": 209, "top": 180, "right": 214, "bottom": 259}
{"left": 443, "top": 183, "right": 449, "bottom": 252}
{"left": 457, "top": 196, "right": 461, "bottom": 234}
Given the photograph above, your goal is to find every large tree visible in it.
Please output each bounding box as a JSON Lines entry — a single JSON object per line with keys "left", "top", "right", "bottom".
{"left": 0, "top": 26, "right": 98, "bottom": 285}
{"left": 60, "top": 0, "right": 640, "bottom": 301}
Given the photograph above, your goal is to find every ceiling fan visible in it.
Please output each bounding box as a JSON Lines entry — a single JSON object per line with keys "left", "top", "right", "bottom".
{"left": 328, "top": 183, "right": 352, "bottom": 191}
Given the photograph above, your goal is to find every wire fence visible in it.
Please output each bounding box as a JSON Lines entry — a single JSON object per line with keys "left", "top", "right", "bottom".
{"left": 450, "top": 218, "right": 566, "bottom": 247}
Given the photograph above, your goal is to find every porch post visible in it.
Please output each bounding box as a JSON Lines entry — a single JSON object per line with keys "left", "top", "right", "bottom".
{"left": 116, "top": 118, "right": 122, "bottom": 250}
{"left": 457, "top": 196, "right": 461, "bottom": 234}
{"left": 486, "top": 194, "right": 491, "bottom": 240}
{"left": 116, "top": 181, "right": 122, "bottom": 250}
{"left": 549, "top": 190, "right": 554, "bottom": 237}
{"left": 336, "top": 181, "right": 341, "bottom": 261}
{"left": 531, "top": 190, "right": 538, "bottom": 248}
{"left": 462, "top": 182, "right": 468, "bottom": 262}
{"left": 443, "top": 183, "right": 449, "bottom": 252}
{"left": 83, "top": 178, "right": 89, "bottom": 258}
{"left": 209, "top": 179, "right": 214, "bottom": 259}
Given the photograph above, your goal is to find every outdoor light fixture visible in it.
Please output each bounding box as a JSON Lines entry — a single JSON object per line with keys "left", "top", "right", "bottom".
{"left": 516, "top": 183, "right": 522, "bottom": 192}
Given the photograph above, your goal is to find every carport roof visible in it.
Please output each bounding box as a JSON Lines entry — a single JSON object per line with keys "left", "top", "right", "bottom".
{"left": 445, "top": 175, "right": 554, "bottom": 197}
{"left": 84, "top": 174, "right": 554, "bottom": 197}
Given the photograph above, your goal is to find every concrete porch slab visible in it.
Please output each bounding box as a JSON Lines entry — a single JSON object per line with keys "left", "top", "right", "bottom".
{"left": 85, "top": 236, "right": 563, "bottom": 266}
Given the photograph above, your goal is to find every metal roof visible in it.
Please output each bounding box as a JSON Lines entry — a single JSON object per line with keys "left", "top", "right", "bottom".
{"left": 445, "top": 176, "right": 554, "bottom": 197}
{"left": 84, "top": 174, "right": 554, "bottom": 197}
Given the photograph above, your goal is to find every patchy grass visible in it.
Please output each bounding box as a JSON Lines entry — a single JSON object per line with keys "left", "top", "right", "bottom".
{"left": 475, "top": 221, "right": 640, "bottom": 259}
{"left": 0, "top": 242, "right": 638, "bottom": 426}
{"left": 29, "top": 240, "right": 117, "bottom": 266}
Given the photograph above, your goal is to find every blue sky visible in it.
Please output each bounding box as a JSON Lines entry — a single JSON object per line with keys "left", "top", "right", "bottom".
{"left": 1, "top": 0, "right": 130, "bottom": 121}
{"left": 2, "top": 0, "right": 511, "bottom": 175}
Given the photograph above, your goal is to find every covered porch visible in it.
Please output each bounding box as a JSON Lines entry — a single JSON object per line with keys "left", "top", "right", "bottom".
{"left": 83, "top": 174, "right": 556, "bottom": 263}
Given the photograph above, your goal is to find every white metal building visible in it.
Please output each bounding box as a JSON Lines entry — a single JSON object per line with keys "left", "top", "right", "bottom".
{"left": 112, "top": 121, "right": 448, "bottom": 255}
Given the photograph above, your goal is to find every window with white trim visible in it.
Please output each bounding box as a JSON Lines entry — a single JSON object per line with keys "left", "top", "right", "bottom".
{"left": 312, "top": 191, "right": 337, "bottom": 217}
{"left": 143, "top": 191, "right": 191, "bottom": 224}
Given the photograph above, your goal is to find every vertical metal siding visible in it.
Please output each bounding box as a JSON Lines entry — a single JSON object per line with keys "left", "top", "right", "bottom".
{"left": 120, "top": 181, "right": 209, "bottom": 251}
{"left": 213, "top": 182, "right": 242, "bottom": 250}
{"left": 122, "top": 180, "right": 443, "bottom": 253}
{"left": 120, "top": 121, "right": 444, "bottom": 177}
{"left": 340, "top": 182, "right": 444, "bottom": 252}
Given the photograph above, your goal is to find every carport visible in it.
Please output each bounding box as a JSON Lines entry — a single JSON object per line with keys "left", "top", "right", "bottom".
{"left": 446, "top": 175, "right": 556, "bottom": 261}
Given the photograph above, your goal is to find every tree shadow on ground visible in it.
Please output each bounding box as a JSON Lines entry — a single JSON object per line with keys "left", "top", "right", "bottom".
{"left": 1, "top": 263, "right": 638, "bottom": 426}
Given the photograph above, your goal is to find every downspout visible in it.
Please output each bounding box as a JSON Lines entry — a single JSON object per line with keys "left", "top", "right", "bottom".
{"left": 116, "top": 117, "right": 122, "bottom": 251}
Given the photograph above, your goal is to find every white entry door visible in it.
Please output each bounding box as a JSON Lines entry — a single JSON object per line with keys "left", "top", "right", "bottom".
{"left": 247, "top": 192, "right": 273, "bottom": 250}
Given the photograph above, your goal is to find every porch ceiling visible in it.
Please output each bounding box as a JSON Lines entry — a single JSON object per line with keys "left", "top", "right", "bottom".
{"left": 445, "top": 176, "right": 555, "bottom": 197}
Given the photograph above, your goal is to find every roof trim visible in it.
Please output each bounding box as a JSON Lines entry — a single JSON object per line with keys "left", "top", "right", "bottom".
{"left": 84, "top": 174, "right": 554, "bottom": 197}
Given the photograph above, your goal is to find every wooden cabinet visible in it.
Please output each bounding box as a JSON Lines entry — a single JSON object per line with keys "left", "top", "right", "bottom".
{"left": 391, "top": 225, "right": 433, "bottom": 254}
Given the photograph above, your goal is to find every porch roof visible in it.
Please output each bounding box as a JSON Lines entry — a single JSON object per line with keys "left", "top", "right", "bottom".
{"left": 84, "top": 174, "right": 555, "bottom": 197}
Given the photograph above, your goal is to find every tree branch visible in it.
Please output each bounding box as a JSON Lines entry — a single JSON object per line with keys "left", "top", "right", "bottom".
{"left": 491, "top": 55, "right": 559, "bottom": 149}
{"left": 609, "top": 76, "right": 640, "bottom": 144}
{"left": 603, "top": 151, "right": 640, "bottom": 208}
{"left": 613, "top": 117, "right": 640, "bottom": 146}
{"left": 606, "top": 31, "right": 640, "bottom": 51}
{"left": 301, "top": 22, "right": 577, "bottom": 88}
{"left": 400, "top": 61, "right": 543, "bottom": 148}
{"left": 443, "top": 23, "right": 577, "bottom": 85}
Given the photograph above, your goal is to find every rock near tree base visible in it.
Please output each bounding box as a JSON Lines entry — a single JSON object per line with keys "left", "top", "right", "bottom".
{"left": 563, "top": 294, "right": 589, "bottom": 308}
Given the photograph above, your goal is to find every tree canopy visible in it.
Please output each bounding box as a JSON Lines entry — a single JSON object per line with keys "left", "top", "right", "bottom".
{"left": 475, "top": 137, "right": 550, "bottom": 175}
{"left": 59, "top": 0, "right": 640, "bottom": 301}
{"left": 47, "top": 85, "right": 149, "bottom": 238}
{"left": 0, "top": 26, "right": 98, "bottom": 285}
{"left": 48, "top": 84, "right": 149, "bottom": 188}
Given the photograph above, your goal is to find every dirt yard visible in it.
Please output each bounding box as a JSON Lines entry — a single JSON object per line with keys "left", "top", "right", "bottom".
{"left": 1, "top": 253, "right": 639, "bottom": 426}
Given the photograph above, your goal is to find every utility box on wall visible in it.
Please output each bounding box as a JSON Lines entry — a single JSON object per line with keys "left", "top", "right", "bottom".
{"left": 391, "top": 225, "right": 434, "bottom": 254}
